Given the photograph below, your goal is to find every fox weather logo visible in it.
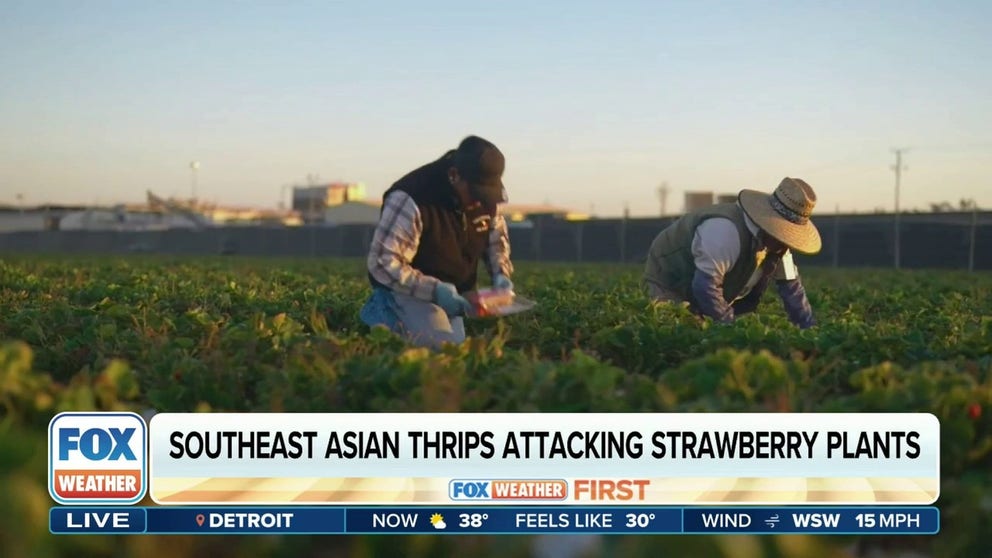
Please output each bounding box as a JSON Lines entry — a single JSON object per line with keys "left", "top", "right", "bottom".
{"left": 450, "top": 480, "right": 492, "bottom": 499}
{"left": 48, "top": 412, "right": 147, "bottom": 505}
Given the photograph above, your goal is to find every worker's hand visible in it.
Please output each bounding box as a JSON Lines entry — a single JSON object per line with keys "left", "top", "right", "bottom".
{"left": 492, "top": 274, "right": 513, "bottom": 291}
{"left": 434, "top": 282, "right": 473, "bottom": 317}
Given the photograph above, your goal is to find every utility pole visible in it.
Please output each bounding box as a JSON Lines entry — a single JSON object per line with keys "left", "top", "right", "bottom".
{"left": 968, "top": 199, "right": 978, "bottom": 273}
{"left": 190, "top": 161, "right": 200, "bottom": 203}
{"left": 620, "top": 202, "right": 629, "bottom": 263}
{"left": 891, "top": 148, "right": 908, "bottom": 269}
{"left": 657, "top": 182, "right": 669, "bottom": 216}
{"left": 832, "top": 204, "right": 840, "bottom": 268}
{"left": 280, "top": 184, "right": 293, "bottom": 211}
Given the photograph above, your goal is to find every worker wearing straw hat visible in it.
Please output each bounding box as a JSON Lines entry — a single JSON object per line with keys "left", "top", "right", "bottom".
{"left": 643, "top": 177, "right": 820, "bottom": 329}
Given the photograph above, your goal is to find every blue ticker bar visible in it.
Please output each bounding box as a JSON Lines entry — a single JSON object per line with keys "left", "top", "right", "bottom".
{"left": 50, "top": 506, "right": 939, "bottom": 535}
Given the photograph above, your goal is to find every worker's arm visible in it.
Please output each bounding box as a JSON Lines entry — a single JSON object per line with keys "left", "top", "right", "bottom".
{"left": 366, "top": 191, "right": 440, "bottom": 302}
{"left": 691, "top": 271, "right": 735, "bottom": 322}
{"left": 731, "top": 274, "right": 772, "bottom": 315}
{"left": 774, "top": 251, "right": 816, "bottom": 329}
{"left": 690, "top": 218, "right": 740, "bottom": 323}
{"left": 484, "top": 208, "right": 514, "bottom": 284}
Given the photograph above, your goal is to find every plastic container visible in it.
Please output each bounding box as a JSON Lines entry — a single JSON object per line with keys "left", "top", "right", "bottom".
{"left": 466, "top": 288, "right": 536, "bottom": 318}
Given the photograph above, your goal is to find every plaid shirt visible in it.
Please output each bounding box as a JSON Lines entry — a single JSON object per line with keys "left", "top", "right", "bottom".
{"left": 367, "top": 191, "right": 514, "bottom": 301}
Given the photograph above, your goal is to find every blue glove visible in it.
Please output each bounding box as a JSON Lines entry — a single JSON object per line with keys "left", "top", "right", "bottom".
{"left": 690, "top": 270, "right": 734, "bottom": 323}
{"left": 776, "top": 279, "right": 816, "bottom": 329}
{"left": 434, "top": 282, "right": 472, "bottom": 317}
{"left": 359, "top": 287, "right": 401, "bottom": 332}
{"left": 493, "top": 274, "right": 513, "bottom": 291}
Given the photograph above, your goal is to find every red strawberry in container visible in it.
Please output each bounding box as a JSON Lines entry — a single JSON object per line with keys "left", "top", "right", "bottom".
{"left": 465, "top": 287, "right": 536, "bottom": 318}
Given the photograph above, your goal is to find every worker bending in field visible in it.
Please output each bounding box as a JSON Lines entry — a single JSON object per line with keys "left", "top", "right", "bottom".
{"left": 643, "top": 177, "right": 820, "bottom": 329}
{"left": 360, "top": 135, "right": 514, "bottom": 348}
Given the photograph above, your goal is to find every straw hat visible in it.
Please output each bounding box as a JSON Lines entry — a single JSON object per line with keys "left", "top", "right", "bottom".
{"left": 738, "top": 177, "right": 822, "bottom": 255}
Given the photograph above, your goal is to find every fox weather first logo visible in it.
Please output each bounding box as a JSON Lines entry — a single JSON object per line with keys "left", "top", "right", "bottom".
{"left": 48, "top": 412, "right": 147, "bottom": 505}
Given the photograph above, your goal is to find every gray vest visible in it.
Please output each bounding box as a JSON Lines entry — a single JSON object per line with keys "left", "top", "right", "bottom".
{"left": 643, "top": 203, "right": 759, "bottom": 302}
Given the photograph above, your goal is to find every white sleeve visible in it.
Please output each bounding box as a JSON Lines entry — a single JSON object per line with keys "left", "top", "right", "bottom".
{"left": 691, "top": 218, "right": 742, "bottom": 279}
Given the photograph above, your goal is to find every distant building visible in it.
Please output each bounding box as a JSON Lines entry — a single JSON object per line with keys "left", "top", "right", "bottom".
{"left": 0, "top": 209, "right": 48, "bottom": 232}
{"left": 0, "top": 205, "right": 94, "bottom": 232}
{"left": 292, "top": 183, "right": 366, "bottom": 221}
{"left": 200, "top": 206, "right": 302, "bottom": 226}
{"left": 501, "top": 204, "right": 588, "bottom": 222}
{"left": 58, "top": 207, "right": 203, "bottom": 231}
{"left": 684, "top": 191, "right": 715, "bottom": 213}
{"left": 324, "top": 200, "right": 383, "bottom": 225}
{"left": 317, "top": 201, "right": 587, "bottom": 227}
{"left": 716, "top": 193, "right": 737, "bottom": 205}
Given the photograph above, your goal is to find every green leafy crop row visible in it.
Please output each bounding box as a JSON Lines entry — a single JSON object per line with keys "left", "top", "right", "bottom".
{"left": 0, "top": 255, "right": 989, "bottom": 558}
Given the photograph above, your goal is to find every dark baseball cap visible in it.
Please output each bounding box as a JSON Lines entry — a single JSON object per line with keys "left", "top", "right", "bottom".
{"left": 453, "top": 135, "right": 507, "bottom": 208}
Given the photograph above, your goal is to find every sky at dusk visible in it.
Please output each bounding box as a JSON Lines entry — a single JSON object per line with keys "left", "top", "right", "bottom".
{"left": 1, "top": 0, "right": 990, "bottom": 216}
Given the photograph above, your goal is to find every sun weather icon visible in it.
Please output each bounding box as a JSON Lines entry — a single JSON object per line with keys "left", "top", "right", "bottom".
{"left": 430, "top": 513, "right": 447, "bottom": 530}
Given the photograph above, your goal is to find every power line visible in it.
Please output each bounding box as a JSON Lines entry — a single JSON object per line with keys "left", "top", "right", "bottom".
{"left": 901, "top": 141, "right": 992, "bottom": 154}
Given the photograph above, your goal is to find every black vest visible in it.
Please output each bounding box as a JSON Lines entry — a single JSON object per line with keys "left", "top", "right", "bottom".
{"left": 370, "top": 151, "right": 495, "bottom": 294}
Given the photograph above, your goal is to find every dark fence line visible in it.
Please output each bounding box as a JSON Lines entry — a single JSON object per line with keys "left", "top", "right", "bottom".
{"left": 0, "top": 213, "right": 989, "bottom": 271}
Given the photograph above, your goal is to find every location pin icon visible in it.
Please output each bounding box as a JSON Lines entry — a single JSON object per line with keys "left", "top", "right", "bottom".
{"left": 195, "top": 514, "right": 205, "bottom": 527}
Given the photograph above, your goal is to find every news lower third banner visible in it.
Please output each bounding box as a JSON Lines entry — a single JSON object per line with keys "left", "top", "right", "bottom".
{"left": 49, "top": 506, "right": 940, "bottom": 535}
{"left": 150, "top": 413, "right": 938, "bottom": 506}
{"left": 49, "top": 412, "right": 940, "bottom": 506}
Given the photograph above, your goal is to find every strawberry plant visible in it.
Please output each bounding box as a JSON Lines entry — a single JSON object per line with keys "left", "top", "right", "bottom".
{"left": 0, "top": 255, "right": 989, "bottom": 558}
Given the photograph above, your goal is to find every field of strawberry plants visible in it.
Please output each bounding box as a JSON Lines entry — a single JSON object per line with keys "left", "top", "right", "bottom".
{"left": 1, "top": 254, "right": 989, "bottom": 558}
